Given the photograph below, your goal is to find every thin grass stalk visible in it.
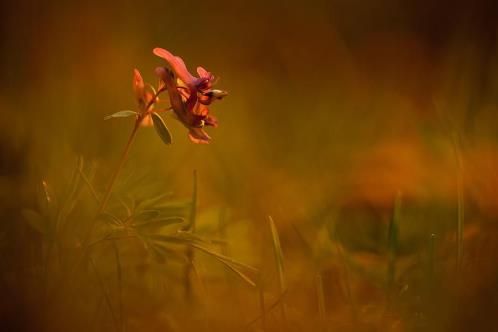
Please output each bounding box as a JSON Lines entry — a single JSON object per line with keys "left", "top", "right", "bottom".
{"left": 329, "top": 217, "right": 358, "bottom": 325}
{"left": 218, "top": 207, "right": 228, "bottom": 256}
{"left": 246, "top": 289, "right": 288, "bottom": 328}
{"left": 79, "top": 165, "right": 100, "bottom": 203}
{"left": 184, "top": 170, "right": 198, "bottom": 301}
{"left": 387, "top": 192, "right": 402, "bottom": 290}
{"left": 190, "top": 261, "right": 210, "bottom": 330}
{"left": 433, "top": 101, "right": 465, "bottom": 276}
{"left": 316, "top": 272, "right": 328, "bottom": 332}
{"left": 43, "top": 157, "right": 84, "bottom": 302}
{"left": 258, "top": 272, "right": 267, "bottom": 331}
{"left": 268, "top": 216, "right": 288, "bottom": 326}
{"left": 217, "top": 208, "right": 245, "bottom": 324}
{"left": 428, "top": 233, "right": 436, "bottom": 284}
{"left": 456, "top": 167, "right": 464, "bottom": 274}
{"left": 90, "top": 257, "right": 119, "bottom": 332}
{"left": 91, "top": 296, "right": 104, "bottom": 331}
{"left": 112, "top": 242, "right": 124, "bottom": 332}
{"left": 190, "top": 243, "right": 257, "bottom": 287}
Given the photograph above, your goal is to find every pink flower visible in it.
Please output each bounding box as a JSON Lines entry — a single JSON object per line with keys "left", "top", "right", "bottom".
{"left": 153, "top": 48, "right": 214, "bottom": 92}
{"left": 153, "top": 48, "right": 227, "bottom": 144}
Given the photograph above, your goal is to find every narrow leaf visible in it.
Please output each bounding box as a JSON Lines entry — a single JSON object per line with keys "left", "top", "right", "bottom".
{"left": 191, "top": 243, "right": 258, "bottom": 273}
{"left": 151, "top": 112, "right": 172, "bottom": 145}
{"left": 269, "top": 216, "right": 286, "bottom": 291}
{"left": 133, "top": 217, "right": 185, "bottom": 229}
{"left": 269, "top": 215, "right": 288, "bottom": 324}
{"left": 134, "top": 209, "right": 161, "bottom": 221}
{"left": 104, "top": 110, "right": 137, "bottom": 120}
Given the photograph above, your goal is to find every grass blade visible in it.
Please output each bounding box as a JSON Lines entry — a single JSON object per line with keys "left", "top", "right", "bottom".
{"left": 387, "top": 192, "right": 401, "bottom": 289}
{"left": 316, "top": 272, "right": 326, "bottom": 326}
{"left": 268, "top": 216, "right": 288, "bottom": 325}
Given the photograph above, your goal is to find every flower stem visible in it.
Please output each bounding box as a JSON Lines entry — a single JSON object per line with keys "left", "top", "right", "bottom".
{"left": 80, "top": 120, "right": 140, "bottom": 248}
{"left": 98, "top": 121, "right": 139, "bottom": 214}
{"left": 84, "top": 87, "right": 166, "bottom": 245}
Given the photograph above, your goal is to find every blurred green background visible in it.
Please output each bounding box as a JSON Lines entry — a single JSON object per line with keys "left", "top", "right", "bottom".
{"left": 0, "top": 0, "right": 497, "bottom": 331}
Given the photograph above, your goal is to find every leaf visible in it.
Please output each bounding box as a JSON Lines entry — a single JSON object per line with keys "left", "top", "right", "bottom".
{"left": 151, "top": 112, "right": 172, "bottom": 145}
{"left": 154, "top": 201, "right": 191, "bottom": 217}
{"left": 97, "top": 212, "right": 123, "bottom": 226}
{"left": 133, "top": 217, "right": 185, "bottom": 229}
{"left": 134, "top": 209, "right": 161, "bottom": 221}
{"left": 135, "top": 193, "right": 172, "bottom": 210}
{"left": 148, "top": 234, "right": 193, "bottom": 245}
{"left": 190, "top": 243, "right": 258, "bottom": 273}
{"left": 104, "top": 110, "right": 138, "bottom": 120}
{"left": 269, "top": 216, "right": 286, "bottom": 291}
{"left": 191, "top": 243, "right": 257, "bottom": 287}
{"left": 147, "top": 242, "right": 187, "bottom": 264}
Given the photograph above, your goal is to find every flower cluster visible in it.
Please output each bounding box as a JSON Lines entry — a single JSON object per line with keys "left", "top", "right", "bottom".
{"left": 153, "top": 48, "right": 227, "bottom": 144}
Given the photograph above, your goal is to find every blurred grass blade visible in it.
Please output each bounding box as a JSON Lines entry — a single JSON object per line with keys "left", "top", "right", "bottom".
{"left": 182, "top": 171, "right": 197, "bottom": 300}
{"left": 456, "top": 164, "right": 464, "bottom": 273}
{"left": 135, "top": 193, "right": 171, "bottom": 210}
{"left": 148, "top": 242, "right": 187, "bottom": 264}
{"left": 112, "top": 243, "right": 124, "bottom": 332}
{"left": 428, "top": 233, "right": 436, "bottom": 285}
{"left": 387, "top": 192, "right": 401, "bottom": 289}
{"left": 148, "top": 234, "right": 195, "bottom": 245}
{"left": 78, "top": 166, "right": 100, "bottom": 204}
{"left": 89, "top": 257, "right": 120, "bottom": 331}
{"left": 98, "top": 212, "right": 124, "bottom": 226}
{"left": 257, "top": 273, "right": 266, "bottom": 330}
{"left": 104, "top": 110, "right": 137, "bottom": 120}
{"left": 216, "top": 259, "right": 256, "bottom": 287}
{"left": 133, "top": 217, "right": 185, "bottom": 229}
{"left": 191, "top": 243, "right": 258, "bottom": 273}
{"left": 316, "top": 272, "right": 327, "bottom": 330}
{"left": 183, "top": 170, "right": 197, "bottom": 231}
{"left": 292, "top": 223, "right": 315, "bottom": 262}
{"left": 268, "top": 216, "right": 288, "bottom": 324}
{"left": 134, "top": 209, "right": 161, "bottom": 221}
{"left": 151, "top": 112, "right": 172, "bottom": 145}
{"left": 269, "top": 216, "right": 286, "bottom": 292}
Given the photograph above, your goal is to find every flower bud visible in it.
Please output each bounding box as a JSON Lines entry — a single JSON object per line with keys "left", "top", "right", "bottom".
{"left": 133, "top": 69, "right": 145, "bottom": 109}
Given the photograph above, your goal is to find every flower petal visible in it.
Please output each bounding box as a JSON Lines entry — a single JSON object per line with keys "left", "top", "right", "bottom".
{"left": 153, "top": 48, "right": 196, "bottom": 88}
{"left": 188, "top": 128, "right": 211, "bottom": 144}
{"left": 155, "top": 67, "right": 185, "bottom": 117}
{"left": 204, "top": 115, "right": 218, "bottom": 127}
{"left": 197, "top": 66, "right": 211, "bottom": 79}
{"left": 192, "top": 103, "right": 209, "bottom": 116}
